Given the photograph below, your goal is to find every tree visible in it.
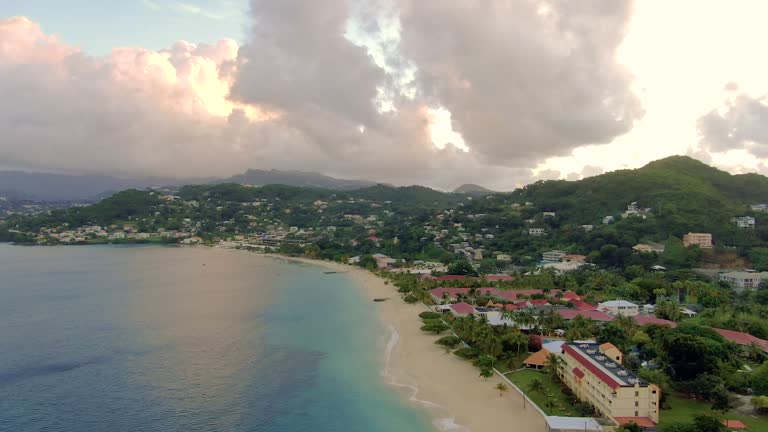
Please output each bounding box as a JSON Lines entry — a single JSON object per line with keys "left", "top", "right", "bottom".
{"left": 495, "top": 382, "right": 509, "bottom": 397}
{"left": 447, "top": 259, "right": 478, "bottom": 276}
{"left": 357, "top": 254, "right": 378, "bottom": 270}
{"left": 529, "top": 377, "right": 546, "bottom": 394}
{"left": 692, "top": 414, "right": 725, "bottom": 432}
{"left": 544, "top": 353, "right": 563, "bottom": 380}
{"left": 479, "top": 367, "right": 493, "bottom": 380}
{"left": 617, "top": 423, "right": 642, "bottom": 432}
{"left": 501, "top": 331, "right": 528, "bottom": 356}
{"left": 477, "top": 259, "right": 499, "bottom": 275}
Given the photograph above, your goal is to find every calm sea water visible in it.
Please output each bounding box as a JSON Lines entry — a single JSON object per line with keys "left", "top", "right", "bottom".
{"left": 0, "top": 245, "right": 433, "bottom": 432}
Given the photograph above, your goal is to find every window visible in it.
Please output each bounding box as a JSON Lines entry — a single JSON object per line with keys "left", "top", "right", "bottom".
{"left": 635, "top": 401, "right": 639, "bottom": 407}
{"left": 635, "top": 411, "right": 639, "bottom": 416}
{"left": 635, "top": 391, "right": 639, "bottom": 397}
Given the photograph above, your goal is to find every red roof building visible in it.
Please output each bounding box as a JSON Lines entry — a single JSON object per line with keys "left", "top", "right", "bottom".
{"left": 486, "top": 274, "right": 515, "bottom": 282}
{"left": 562, "top": 290, "right": 581, "bottom": 301}
{"left": 714, "top": 328, "right": 768, "bottom": 352}
{"left": 449, "top": 302, "right": 476, "bottom": 317}
{"left": 556, "top": 309, "right": 615, "bottom": 322}
{"left": 569, "top": 299, "right": 597, "bottom": 311}
{"left": 722, "top": 420, "right": 748, "bottom": 429}
{"left": 633, "top": 315, "right": 678, "bottom": 328}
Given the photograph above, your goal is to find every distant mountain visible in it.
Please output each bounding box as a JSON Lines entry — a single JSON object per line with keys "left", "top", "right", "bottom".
{"left": 454, "top": 183, "right": 493, "bottom": 194}
{"left": 219, "top": 169, "right": 381, "bottom": 191}
{"left": 0, "top": 169, "right": 382, "bottom": 202}
{"left": 0, "top": 171, "right": 204, "bottom": 202}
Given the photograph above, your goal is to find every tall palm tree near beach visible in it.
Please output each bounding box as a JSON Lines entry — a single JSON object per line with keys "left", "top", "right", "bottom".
{"left": 544, "top": 353, "right": 563, "bottom": 379}
{"left": 495, "top": 382, "right": 509, "bottom": 397}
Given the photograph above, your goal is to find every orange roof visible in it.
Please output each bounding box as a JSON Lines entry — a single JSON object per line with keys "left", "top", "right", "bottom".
{"left": 600, "top": 342, "right": 621, "bottom": 353}
{"left": 523, "top": 348, "right": 551, "bottom": 367}
{"left": 723, "top": 420, "right": 748, "bottom": 429}
{"left": 614, "top": 417, "right": 656, "bottom": 428}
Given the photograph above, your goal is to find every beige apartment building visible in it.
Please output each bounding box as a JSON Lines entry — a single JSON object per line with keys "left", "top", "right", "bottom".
{"left": 682, "top": 232, "right": 713, "bottom": 248}
{"left": 558, "top": 343, "right": 660, "bottom": 429}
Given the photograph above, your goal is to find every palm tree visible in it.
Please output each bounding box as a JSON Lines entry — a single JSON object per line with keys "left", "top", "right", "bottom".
{"left": 479, "top": 367, "right": 493, "bottom": 380}
{"left": 495, "top": 382, "right": 509, "bottom": 397}
{"left": 529, "top": 377, "right": 546, "bottom": 394}
{"left": 544, "top": 353, "right": 563, "bottom": 379}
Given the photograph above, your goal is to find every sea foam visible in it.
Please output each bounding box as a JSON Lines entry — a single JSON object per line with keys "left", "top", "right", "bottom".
{"left": 382, "top": 324, "right": 471, "bottom": 432}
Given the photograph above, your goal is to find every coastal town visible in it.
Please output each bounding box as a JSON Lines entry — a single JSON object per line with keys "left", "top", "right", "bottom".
{"left": 4, "top": 157, "right": 768, "bottom": 431}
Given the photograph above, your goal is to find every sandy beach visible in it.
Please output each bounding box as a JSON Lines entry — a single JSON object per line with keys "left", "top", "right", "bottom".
{"left": 265, "top": 255, "right": 546, "bottom": 432}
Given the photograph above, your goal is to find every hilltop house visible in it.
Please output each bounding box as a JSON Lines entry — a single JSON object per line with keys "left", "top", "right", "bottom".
{"left": 751, "top": 204, "right": 768, "bottom": 212}
{"left": 633, "top": 243, "right": 665, "bottom": 253}
{"left": 734, "top": 216, "right": 756, "bottom": 229}
{"left": 542, "top": 250, "right": 566, "bottom": 263}
{"left": 602, "top": 216, "right": 615, "bottom": 224}
{"left": 529, "top": 228, "right": 545, "bottom": 236}
{"left": 682, "top": 232, "right": 713, "bottom": 248}
{"left": 719, "top": 270, "right": 768, "bottom": 291}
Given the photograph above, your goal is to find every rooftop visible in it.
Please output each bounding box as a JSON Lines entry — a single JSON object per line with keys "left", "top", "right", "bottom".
{"left": 563, "top": 343, "right": 646, "bottom": 389}
{"left": 633, "top": 315, "right": 678, "bottom": 328}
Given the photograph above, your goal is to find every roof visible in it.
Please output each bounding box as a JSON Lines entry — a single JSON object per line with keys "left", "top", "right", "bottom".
{"left": 545, "top": 416, "right": 602, "bottom": 431}
{"left": 722, "top": 420, "right": 748, "bottom": 429}
{"left": 714, "top": 328, "right": 768, "bottom": 351}
{"left": 599, "top": 300, "right": 638, "bottom": 307}
{"left": 450, "top": 302, "right": 476, "bottom": 315}
{"left": 614, "top": 417, "right": 657, "bottom": 428}
{"left": 523, "top": 348, "right": 551, "bottom": 367}
{"left": 435, "top": 275, "right": 469, "bottom": 281}
{"left": 570, "top": 299, "right": 597, "bottom": 311}
{"left": 556, "top": 309, "right": 615, "bottom": 322}
{"left": 543, "top": 340, "right": 566, "bottom": 353}
{"left": 563, "top": 343, "right": 646, "bottom": 389}
{"left": 562, "top": 290, "right": 581, "bottom": 300}
{"left": 633, "top": 315, "right": 678, "bottom": 328}
{"left": 600, "top": 342, "right": 621, "bottom": 353}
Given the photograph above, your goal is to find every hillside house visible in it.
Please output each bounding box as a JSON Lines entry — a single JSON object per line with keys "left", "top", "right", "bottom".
{"left": 734, "top": 216, "right": 756, "bottom": 229}
{"left": 682, "top": 232, "right": 713, "bottom": 248}
{"left": 598, "top": 300, "right": 639, "bottom": 317}
{"left": 529, "top": 228, "right": 546, "bottom": 236}
{"left": 719, "top": 270, "right": 768, "bottom": 291}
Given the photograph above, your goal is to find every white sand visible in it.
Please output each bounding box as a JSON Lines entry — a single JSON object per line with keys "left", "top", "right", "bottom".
{"left": 265, "top": 255, "right": 547, "bottom": 432}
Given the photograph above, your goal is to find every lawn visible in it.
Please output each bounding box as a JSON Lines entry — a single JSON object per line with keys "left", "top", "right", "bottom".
{"left": 661, "top": 394, "right": 768, "bottom": 432}
{"left": 506, "top": 369, "right": 576, "bottom": 416}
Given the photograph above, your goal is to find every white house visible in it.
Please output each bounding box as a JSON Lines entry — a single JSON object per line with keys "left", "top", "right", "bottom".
{"left": 751, "top": 204, "right": 768, "bottom": 212}
{"left": 529, "top": 228, "right": 546, "bottom": 236}
{"left": 543, "top": 211, "right": 557, "bottom": 218}
{"left": 602, "top": 216, "right": 615, "bottom": 224}
{"left": 734, "top": 216, "right": 756, "bottom": 229}
{"left": 719, "top": 270, "right": 768, "bottom": 291}
{"left": 496, "top": 254, "right": 512, "bottom": 262}
{"left": 598, "top": 300, "right": 639, "bottom": 317}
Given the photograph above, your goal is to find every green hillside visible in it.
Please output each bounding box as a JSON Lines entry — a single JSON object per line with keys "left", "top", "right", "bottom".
{"left": 510, "top": 156, "right": 767, "bottom": 239}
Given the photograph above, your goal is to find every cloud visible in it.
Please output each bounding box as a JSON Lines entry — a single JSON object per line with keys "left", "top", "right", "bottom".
{"left": 581, "top": 165, "right": 604, "bottom": 178}
{"left": 396, "top": 0, "right": 643, "bottom": 167}
{"left": 697, "top": 92, "right": 768, "bottom": 158}
{"left": 0, "top": 0, "right": 642, "bottom": 190}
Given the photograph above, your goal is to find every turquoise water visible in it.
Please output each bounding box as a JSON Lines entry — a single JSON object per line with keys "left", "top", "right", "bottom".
{"left": 0, "top": 244, "right": 433, "bottom": 432}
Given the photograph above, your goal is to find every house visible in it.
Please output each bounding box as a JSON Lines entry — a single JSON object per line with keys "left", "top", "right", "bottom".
{"left": 751, "top": 204, "right": 768, "bottom": 212}
{"left": 633, "top": 243, "right": 665, "bottom": 253}
{"left": 719, "top": 270, "right": 768, "bottom": 291}
{"left": 348, "top": 256, "right": 361, "bottom": 264}
{"left": 558, "top": 343, "right": 660, "bottom": 427}
{"left": 598, "top": 300, "right": 639, "bottom": 317}
{"left": 524, "top": 348, "right": 551, "bottom": 369}
{"left": 580, "top": 225, "right": 595, "bottom": 232}
{"left": 633, "top": 315, "right": 678, "bottom": 328}
{"left": 372, "top": 253, "right": 396, "bottom": 268}
{"left": 543, "top": 261, "right": 586, "bottom": 273}
{"left": 570, "top": 300, "right": 597, "bottom": 311}
{"left": 496, "top": 254, "right": 512, "bottom": 262}
{"left": 555, "top": 309, "right": 615, "bottom": 322}
{"left": 602, "top": 216, "right": 615, "bottom": 224}
{"left": 529, "top": 228, "right": 546, "bottom": 236}
{"left": 682, "top": 232, "right": 713, "bottom": 248}
{"left": 543, "top": 211, "right": 557, "bottom": 218}
{"left": 542, "top": 250, "right": 566, "bottom": 263}
{"left": 713, "top": 328, "right": 768, "bottom": 353}
{"left": 599, "top": 342, "right": 624, "bottom": 364}
{"left": 564, "top": 254, "right": 587, "bottom": 263}
{"left": 449, "top": 302, "right": 476, "bottom": 317}
{"left": 734, "top": 216, "right": 756, "bottom": 229}
{"left": 562, "top": 290, "right": 581, "bottom": 301}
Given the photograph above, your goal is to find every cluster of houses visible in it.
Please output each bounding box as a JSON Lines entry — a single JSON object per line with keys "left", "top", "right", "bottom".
{"left": 36, "top": 224, "right": 195, "bottom": 244}
{"left": 539, "top": 251, "right": 588, "bottom": 273}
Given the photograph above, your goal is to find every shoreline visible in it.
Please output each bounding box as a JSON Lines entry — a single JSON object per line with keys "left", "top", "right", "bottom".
{"left": 263, "top": 254, "right": 546, "bottom": 432}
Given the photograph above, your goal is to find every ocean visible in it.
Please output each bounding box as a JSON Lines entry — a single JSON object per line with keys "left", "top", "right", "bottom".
{"left": 0, "top": 244, "right": 433, "bottom": 432}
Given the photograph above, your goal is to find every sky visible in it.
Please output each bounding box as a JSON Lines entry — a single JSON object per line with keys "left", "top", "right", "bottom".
{"left": 1, "top": 0, "right": 767, "bottom": 190}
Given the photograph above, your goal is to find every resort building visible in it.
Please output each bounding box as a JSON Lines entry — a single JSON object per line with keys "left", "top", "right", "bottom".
{"left": 542, "top": 250, "right": 566, "bottom": 263}
{"left": 719, "top": 270, "right": 768, "bottom": 291}
{"left": 682, "top": 232, "right": 713, "bottom": 248}
{"left": 449, "top": 302, "right": 476, "bottom": 317}
{"left": 558, "top": 343, "right": 660, "bottom": 428}
{"left": 598, "top": 300, "right": 639, "bottom": 317}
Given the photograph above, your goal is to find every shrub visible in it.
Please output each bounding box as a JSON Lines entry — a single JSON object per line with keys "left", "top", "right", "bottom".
{"left": 419, "top": 311, "right": 441, "bottom": 320}
{"left": 404, "top": 294, "right": 418, "bottom": 304}
{"left": 421, "top": 322, "right": 449, "bottom": 334}
{"left": 454, "top": 347, "right": 480, "bottom": 359}
{"left": 435, "top": 335, "right": 462, "bottom": 347}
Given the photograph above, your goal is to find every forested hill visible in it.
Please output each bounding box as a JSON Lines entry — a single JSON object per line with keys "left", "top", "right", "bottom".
{"left": 509, "top": 156, "right": 767, "bottom": 237}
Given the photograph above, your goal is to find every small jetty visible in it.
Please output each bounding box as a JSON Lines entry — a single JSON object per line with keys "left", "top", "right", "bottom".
{"left": 323, "top": 271, "right": 348, "bottom": 274}
{"left": 372, "top": 298, "right": 389, "bottom": 302}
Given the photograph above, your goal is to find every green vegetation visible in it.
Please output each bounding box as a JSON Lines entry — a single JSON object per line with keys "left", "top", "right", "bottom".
{"left": 507, "top": 370, "right": 575, "bottom": 416}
